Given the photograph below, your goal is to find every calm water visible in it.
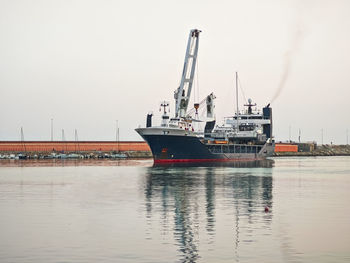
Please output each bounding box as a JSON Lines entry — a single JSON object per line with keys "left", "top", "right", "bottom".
{"left": 0, "top": 157, "right": 349, "bottom": 263}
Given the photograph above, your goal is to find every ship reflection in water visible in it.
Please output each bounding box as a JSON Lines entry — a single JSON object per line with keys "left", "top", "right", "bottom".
{"left": 152, "top": 159, "right": 275, "bottom": 168}
{"left": 144, "top": 160, "right": 274, "bottom": 262}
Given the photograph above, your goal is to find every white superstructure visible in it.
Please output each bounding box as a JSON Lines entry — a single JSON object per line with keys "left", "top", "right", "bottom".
{"left": 211, "top": 99, "right": 272, "bottom": 143}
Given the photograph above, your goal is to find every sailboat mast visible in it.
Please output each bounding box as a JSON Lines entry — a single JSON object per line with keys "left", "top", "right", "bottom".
{"left": 236, "top": 72, "right": 239, "bottom": 130}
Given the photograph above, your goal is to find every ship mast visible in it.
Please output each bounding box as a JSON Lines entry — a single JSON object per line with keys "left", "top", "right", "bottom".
{"left": 174, "top": 29, "right": 201, "bottom": 118}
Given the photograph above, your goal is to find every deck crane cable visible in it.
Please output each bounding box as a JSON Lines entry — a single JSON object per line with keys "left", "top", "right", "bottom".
{"left": 193, "top": 55, "right": 199, "bottom": 104}
{"left": 193, "top": 64, "right": 196, "bottom": 104}
{"left": 190, "top": 38, "right": 196, "bottom": 100}
{"left": 186, "top": 96, "right": 207, "bottom": 117}
{"left": 238, "top": 75, "right": 248, "bottom": 105}
{"left": 196, "top": 55, "right": 199, "bottom": 103}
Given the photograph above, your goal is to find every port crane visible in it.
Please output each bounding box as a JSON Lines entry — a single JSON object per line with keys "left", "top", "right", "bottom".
{"left": 174, "top": 29, "right": 201, "bottom": 118}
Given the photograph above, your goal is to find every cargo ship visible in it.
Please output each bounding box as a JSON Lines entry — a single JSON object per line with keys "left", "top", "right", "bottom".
{"left": 136, "top": 29, "right": 274, "bottom": 164}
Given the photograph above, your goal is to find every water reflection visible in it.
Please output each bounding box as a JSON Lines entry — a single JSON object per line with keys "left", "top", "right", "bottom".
{"left": 0, "top": 159, "right": 152, "bottom": 167}
{"left": 153, "top": 159, "right": 275, "bottom": 168}
{"left": 144, "top": 161, "right": 274, "bottom": 262}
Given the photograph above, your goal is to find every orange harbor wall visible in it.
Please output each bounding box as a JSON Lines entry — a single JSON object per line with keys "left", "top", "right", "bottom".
{"left": 0, "top": 141, "right": 150, "bottom": 153}
{"left": 274, "top": 143, "right": 298, "bottom": 152}
{"left": 0, "top": 141, "right": 299, "bottom": 153}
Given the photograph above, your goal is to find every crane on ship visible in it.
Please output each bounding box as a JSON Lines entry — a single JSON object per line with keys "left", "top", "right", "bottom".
{"left": 172, "top": 29, "right": 215, "bottom": 136}
{"left": 174, "top": 29, "right": 201, "bottom": 118}
{"left": 144, "top": 29, "right": 215, "bottom": 132}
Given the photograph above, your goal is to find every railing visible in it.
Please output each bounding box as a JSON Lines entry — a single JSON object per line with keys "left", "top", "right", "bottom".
{"left": 207, "top": 144, "right": 263, "bottom": 154}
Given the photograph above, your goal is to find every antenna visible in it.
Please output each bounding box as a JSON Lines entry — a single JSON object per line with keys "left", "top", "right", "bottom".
{"left": 298, "top": 129, "right": 301, "bottom": 143}
{"left": 160, "top": 101, "right": 169, "bottom": 114}
{"left": 321, "top": 128, "right": 324, "bottom": 145}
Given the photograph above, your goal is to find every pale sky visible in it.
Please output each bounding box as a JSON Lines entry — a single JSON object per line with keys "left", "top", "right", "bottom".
{"left": 0, "top": 0, "right": 349, "bottom": 143}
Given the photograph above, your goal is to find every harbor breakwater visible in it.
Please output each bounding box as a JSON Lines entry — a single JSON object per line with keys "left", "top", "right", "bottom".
{"left": 274, "top": 144, "right": 350, "bottom": 156}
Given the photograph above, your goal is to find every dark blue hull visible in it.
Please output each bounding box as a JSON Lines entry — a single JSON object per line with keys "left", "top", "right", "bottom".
{"left": 141, "top": 134, "right": 268, "bottom": 164}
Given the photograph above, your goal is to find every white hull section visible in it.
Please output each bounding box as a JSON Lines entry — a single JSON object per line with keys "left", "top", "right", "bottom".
{"left": 136, "top": 127, "right": 197, "bottom": 137}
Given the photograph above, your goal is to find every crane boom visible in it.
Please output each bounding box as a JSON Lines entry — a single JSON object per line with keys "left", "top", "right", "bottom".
{"left": 174, "top": 29, "right": 201, "bottom": 118}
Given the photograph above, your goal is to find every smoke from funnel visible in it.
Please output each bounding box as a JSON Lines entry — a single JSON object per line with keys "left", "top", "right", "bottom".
{"left": 271, "top": 24, "right": 305, "bottom": 103}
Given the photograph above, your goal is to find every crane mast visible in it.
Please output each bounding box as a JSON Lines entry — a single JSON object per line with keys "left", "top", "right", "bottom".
{"left": 174, "top": 29, "right": 201, "bottom": 118}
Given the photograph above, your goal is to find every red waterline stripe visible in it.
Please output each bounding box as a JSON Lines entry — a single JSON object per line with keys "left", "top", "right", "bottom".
{"left": 154, "top": 158, "right": 263, "bottom": 164}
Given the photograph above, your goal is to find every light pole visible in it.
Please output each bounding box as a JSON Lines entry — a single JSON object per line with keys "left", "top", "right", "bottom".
{"left": 20, "top": 127, "right": 26, "bottom": 152}
{"left": 116, "top": 120, "right": 118, "bottom": 142}
{"left": 20, "top": 127, "right": 24, "bottom": 141}
{"left": 51, "top": 118, "right": 54, "bottom": 141}
{"left": 289, "top": 125, "right": 291, "bottom": 142}
{"left": 74, "top": 129, "right": 79, "bottom": 152}
{"left": 116, "top": 120, "right": 120, "bottom": 152}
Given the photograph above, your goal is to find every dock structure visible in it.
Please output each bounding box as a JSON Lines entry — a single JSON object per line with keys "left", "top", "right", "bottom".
{"left": 0, "top": 141, "right": 150, "bottom": 153}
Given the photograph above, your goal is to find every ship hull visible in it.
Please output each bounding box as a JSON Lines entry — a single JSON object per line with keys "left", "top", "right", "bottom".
{"left": 136, "top": 128, "right": 273, "bottom": 164}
